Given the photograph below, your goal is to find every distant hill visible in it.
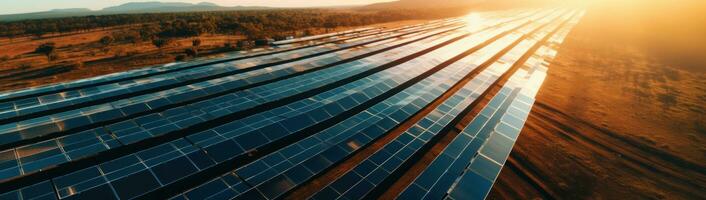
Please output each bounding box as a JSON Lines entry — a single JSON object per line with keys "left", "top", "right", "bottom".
{"left": 102, "top": 1, "right": 224, "bottom": 12}
{"left": 0, "top": 1, "right": 271, "bottom": 21}
{"left": 0, "top": 10, "right": 96, "bottom": 21}
{"left": 49, "top": 8, "right": 93, "bottom": 12}
{"left": 363, "top": 0, "right": 553, "bottom": 10}
{"left": 364, "top": 0, "right": 479, "bottom": 9}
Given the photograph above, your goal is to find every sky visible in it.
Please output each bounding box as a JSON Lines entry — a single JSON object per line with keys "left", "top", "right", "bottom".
{"left": 0, "top": 0, "right": 396, "bottom": 15}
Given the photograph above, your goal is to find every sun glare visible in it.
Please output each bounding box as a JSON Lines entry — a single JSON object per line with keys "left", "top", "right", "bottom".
{"left": 462, "top": 12, "right": 488, "bottom": 33}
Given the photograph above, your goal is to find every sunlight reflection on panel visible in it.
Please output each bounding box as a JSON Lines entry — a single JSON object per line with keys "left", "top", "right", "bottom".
{"left": 463, "top": 13, "right": 486, "bottom": 32}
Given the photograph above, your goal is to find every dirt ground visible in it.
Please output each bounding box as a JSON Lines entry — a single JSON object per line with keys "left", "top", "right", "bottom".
{"left": 488, "top": 0, "right": 706, "bottom": 199}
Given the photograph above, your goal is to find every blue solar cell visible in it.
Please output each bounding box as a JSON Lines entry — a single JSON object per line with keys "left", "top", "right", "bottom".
{"left": 19, "top": 122, "right": 60, "bottom": 139}
{"left": 0, "top": 150, "right": 20, "bottom": 180}
{"left": 398, "top": 183, "right": 426, "bottom": 200}
{"left": 301, "top": 155, "right": 332, "bottom": 173}
{"left": 13, "top": 180, "right": 55, "bottom": 200}
{"left": 259, "top": 174, "right": 296, "bottom": 199}
{"left": 110, "top": 169, "right": 161, "bottom": 199}
{"left": 58, "top": 115, "right": 90, "bottom": 129}
{"left": 88, "top": 109, "right": 125, "bottom": 123}
{"left": 0, "top": 111, "right": 18, "bottom": 121}
{"left": 53, "top": 167, "right": 105, "bottom": 198}
{"left": 284, "top": 164, "right": 314, "bottom": 184}
{"left": 311, "top": 186, "right": 339, "bottom": 200}
{"left": 152, "top": 156, "right": 199, "bottom": 184}
{"left": 234, "top": 131, "right": 269, "bottom": 151}
{"left": 448, "top": 171, "right": 493, "bottom": 200}
{"left": 185, "top": 178, "right": 229, "bottom": 200}
{"left": 258, "top": 122, "right": 289, "bottom": 140}
{"left": 235, "top": 189, "right": 268, "bottom": 200}
{"left": 187, "top": 151, "right": 216, "bottom": 169}
{"left": 204, "top": 139, "right": 244, "bottom": 162}
{"left": 70, "top": 184, "right": 120, "bottom": 200}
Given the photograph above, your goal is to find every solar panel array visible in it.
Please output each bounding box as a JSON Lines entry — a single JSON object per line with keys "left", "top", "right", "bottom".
{"left": 0, "top": 9, "right": 584, "bottom": 200}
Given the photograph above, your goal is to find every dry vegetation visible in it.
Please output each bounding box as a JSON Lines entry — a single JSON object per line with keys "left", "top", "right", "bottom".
{"left": 489, "top": 0, "right": 706, "bottom": 199}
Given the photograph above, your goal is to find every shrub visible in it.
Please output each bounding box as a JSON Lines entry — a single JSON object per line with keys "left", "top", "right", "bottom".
{"left": 185, "top": 48, "right": 198, "bottom": 57}
{"left": 35, "top": 42, "right": 56, "bottom": 56}
{"left": 112, "top": 30, "right": 141, "bottom": 44}
{"left": 152, "top": 38, "right": 171, "bottom": 49}
{"left": 100, "top": 35, "right": 114, "bottom": 46}
{"left": 48, "top": 53, "right": 59, "bottom": 61}
{"left": 223, "top": 42, "right": 235, "bottom": 51}
{"left": 192, "top": 38, "right": 202, "bottom": 47}
{"left": 175, "top": 54, "right": 187, "bottom": 61}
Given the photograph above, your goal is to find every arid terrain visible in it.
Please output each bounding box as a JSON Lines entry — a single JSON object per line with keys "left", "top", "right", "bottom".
{"left": 489, "top": 0, "right": 706, "bottom": 199}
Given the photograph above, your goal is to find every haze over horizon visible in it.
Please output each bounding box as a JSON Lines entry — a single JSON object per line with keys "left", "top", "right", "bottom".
{"left": 0, "top": 0, "right": 397, "bottom": 15}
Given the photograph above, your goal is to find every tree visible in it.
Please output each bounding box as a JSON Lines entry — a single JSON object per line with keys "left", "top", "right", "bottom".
{"left": 200, "top": 21, "right": 217, "bottom": 34}
{"left": 324, "top": 21, "right": 338, "bottom": 32}
{"left": 175, "top": 54, "right": 187, "bottom": 61}
{"left": 152, "top": 38, "right": 171, "bottom": 54}
{"left": 35, "top": 42, "right": 57, "bottom": 60}
{"left": 140, "top": 24, "right": 160, "bottom": 41}
{"left": 192, "top": 38, "right": 202, "bottom": 48}
{"left": 224, "top": 41, "right": 234, "bottom": 50}
{"left": 185, "top": 48, "right": 198, "bottom": 57}
{"left": 100, "top": 35, "right": 114, "bottom": 46}
{"left": 112, "top": 30, "right": 141, "bottom": 45}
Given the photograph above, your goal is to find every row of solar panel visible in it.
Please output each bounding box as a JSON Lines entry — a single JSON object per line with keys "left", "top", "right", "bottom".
{"left": 309, "top": 11, "right": 569, "bottom": 200}
{"left": 399, "top": 11, "right": 584, "bottom": 200}
{"left": 0, "top": 24, "right": 465, "bottom": 181}
{"left": 444, "top": 12, "right": 583, "bottom": 200}
{"left": 0, "top": 9, "right": 528, "bottom": 198}
{"left": 273, "top": 27, "right": 379, "bottom": 45}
